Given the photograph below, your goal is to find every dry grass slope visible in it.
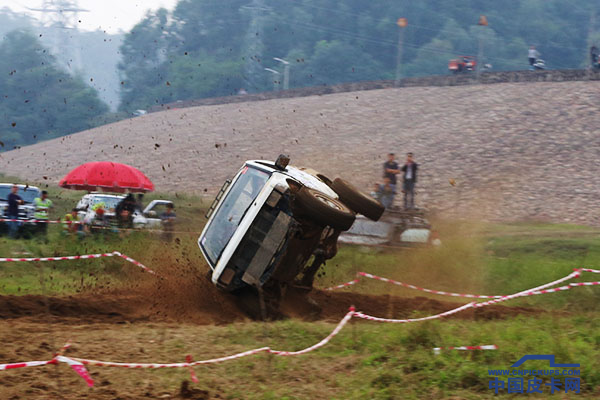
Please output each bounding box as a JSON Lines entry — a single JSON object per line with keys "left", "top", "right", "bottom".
{"left": 2, "top": 81, "right": 600, "bottom": 224}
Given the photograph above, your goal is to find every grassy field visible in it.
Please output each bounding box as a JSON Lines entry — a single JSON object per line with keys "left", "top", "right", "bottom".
{"left": 0, "top": 180, "right": 599, "bottom": 398}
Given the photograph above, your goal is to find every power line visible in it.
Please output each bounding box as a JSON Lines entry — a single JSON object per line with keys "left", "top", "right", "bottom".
{"left": 287, "top": 1, "right": 593, "bottom": 55}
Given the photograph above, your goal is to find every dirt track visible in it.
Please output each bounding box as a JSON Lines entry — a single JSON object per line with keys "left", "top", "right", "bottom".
{"left": 0, "top": 266, "right": 545, "bottom": 399}
{"left": 0, "top": 275, "right": 537, "bottom": 325}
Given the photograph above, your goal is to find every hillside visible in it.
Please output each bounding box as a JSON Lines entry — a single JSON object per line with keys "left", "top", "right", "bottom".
{"left": 2, "top": 80, "right": 600, "bottom": 225}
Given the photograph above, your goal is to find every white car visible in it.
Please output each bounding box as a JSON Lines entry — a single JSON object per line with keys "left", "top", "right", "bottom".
{"left": 198, "top": 155, "right": 384, "bottom": 304}
{"left": 75, "top": 193, "right": 172, "bottom": 228}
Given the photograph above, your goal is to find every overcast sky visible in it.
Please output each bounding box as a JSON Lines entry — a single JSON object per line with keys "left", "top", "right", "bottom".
{"left": 4, "top": 0, "right": 179, "bottom": 33}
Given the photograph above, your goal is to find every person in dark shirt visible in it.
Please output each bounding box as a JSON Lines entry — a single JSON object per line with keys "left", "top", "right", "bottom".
{"left": 382, "top": 153, "right": 400, "bottom": 206}
{"left": 401, "top": 153, "right": 418, "bottom": 209}
{"left": 160, "top": 203, "right": 176, "bottom": 241}
{"left": 7, "top": 185, "right": 24, "bottom": 238}
{"left": 135, "top": 193, "right": 144, "bottom": 213}
{"left": 116, "top": 194, "right": 137, "bottom": 228}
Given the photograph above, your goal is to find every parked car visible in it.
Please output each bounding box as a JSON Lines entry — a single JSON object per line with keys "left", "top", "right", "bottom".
{"left": 75, "top": 193, "right": 172, "bottom": 229}
{"left": 0, "top": 184, "right": 40, "bottom": 234}
{"left": 134, "top": 200, "right": 175, "bottom": 228}
{"left": 338, "top": 208, "right": 432, "bottom": 247}
{"left": 198, "top": 155, "right": 384, "bottom": 310}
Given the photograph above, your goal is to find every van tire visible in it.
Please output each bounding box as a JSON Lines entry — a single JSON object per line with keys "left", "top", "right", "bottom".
{"left": 331, "top": 178, "right": 385, "bottom": 221}
{"left": 294, "top": 186, "right": 355, "bottom": 231}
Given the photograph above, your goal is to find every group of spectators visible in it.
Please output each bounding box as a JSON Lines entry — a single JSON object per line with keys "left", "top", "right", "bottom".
{"left": 372, "top": 152, "right": 419, "bottom": 210}
{"left": 4, "top": 185, "right": 53, "bottom": 239}
{"left": 3, "top": 185, "right": 176, "bottom": 241}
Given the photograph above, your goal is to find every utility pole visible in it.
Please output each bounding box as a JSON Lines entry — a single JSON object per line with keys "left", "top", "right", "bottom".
{"left": 477, "top": 15, "right": 488, "bottom": 80}
{"left": 395, "top": 18, "right": 407, "bottom": 86}
{"left": 587, "top": 9, "right": 596, "bottom": 69}
{"left": 28, "top": 1, "right": 89, "bottom": 73}
{"left": 273, "top": 57, "right": 290, "bottom": 90}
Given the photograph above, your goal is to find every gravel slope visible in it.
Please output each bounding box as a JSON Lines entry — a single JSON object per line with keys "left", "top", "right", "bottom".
{"left": 1, "top": 81, "right": 599, "bottom": 224}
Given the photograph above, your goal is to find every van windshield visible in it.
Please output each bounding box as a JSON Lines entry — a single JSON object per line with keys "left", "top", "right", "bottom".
{"left": 201, "top": 166, "right": 270, "bottom": 267}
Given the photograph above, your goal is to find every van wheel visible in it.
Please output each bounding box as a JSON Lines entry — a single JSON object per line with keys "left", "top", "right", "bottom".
{"left": 294, "top": 186, "right": 355, "bottom": 231}
{"left": 331, "top": 178, "right": 385, "bottom": 221}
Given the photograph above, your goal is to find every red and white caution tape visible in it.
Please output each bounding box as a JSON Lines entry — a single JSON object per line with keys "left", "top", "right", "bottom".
{"left": 111, "top": 251, "right": 157, "bottom": 275}
{"left": 433, "top": 344, "right": 497, "bottom": 355}
{"left": 325, "top": 272, "right": 503, "bottom": 298}
{"left": 269, "top": 308, "right": 355, "bottom": 356}
{"left": 56, "top": 356, "right": 94, "bottom": 387}
{"left": 472, "top": 270, "right": 581, "bottom": 308}
{"left": 358, "top": 272, "right": 503, "bottom": 299}
{"left": 0, "top": 251, "right": 156, "bottom": 275}
{"left": 0, "top": 218, "right": 76, "bottom": 224}
{"left": 0, "top": 218, "right": 200, "bottom": 234}
{"left": 0, "top": 252, "right": 115, "bottom": 263}
{"left": 1, "top": 268, "right": 598, "bottom": 387}
{"left": 325, "top": 278, "right": 361, "bottom": 291}
{"left": 354, "top": 301, "right": 476, "bottom": 323}
{"left": 579, "top": 268, "right": 600, "bottom": 274}
{"left": 0, "top": 308, "right": 355, "bottom": 384}
{"left": 325, "top": 268, "right": 598, "bottom": 299}
{"left": 0, "top": 359, "right": 57, "bottom": 370}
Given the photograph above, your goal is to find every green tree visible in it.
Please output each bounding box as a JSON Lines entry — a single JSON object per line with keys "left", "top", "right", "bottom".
{"left": 304, "top": 40, "right": 385, "bottom": 85}
{"left": 0, "top": 30, "right": 107, "bottom": 150}
{"left": 118, "top": 0, "right": 595, "bottom": 110}
{"left": 118, "top": 8, "right": 171, "bottom": 111}
{"left": 166, "top": 54, "right": 243, "bottom": 100}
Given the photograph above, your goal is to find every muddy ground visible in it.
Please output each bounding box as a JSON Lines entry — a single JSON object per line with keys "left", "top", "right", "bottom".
{"left": 0, "top": 269, "right": 541, "bottom": 399}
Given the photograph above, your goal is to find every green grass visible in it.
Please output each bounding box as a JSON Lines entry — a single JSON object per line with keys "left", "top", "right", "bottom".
{"left": 35, "top": 314, "right": 595, "bottom": 399}
{"left": 0, "top": 177, "right": 207, "bottom": 294}
{"left": 317, "top": 222, "right": 600, "bottom": 311}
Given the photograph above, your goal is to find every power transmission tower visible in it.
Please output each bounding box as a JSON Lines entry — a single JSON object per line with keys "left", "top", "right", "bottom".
{"left": 28, "top": 0, "right": 89, "bottom": 72}
{"left": 241, "top": 0, "right": 270, "bottom": 91}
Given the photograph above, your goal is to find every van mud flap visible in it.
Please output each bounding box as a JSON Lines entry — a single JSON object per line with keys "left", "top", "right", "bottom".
{"left": 241, "top": 212, "right": 291, "bottom": 286}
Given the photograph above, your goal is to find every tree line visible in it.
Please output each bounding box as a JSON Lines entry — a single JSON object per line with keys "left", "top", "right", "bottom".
{"left": 118, "top": 0, "right": 597, "bottom": 112}
{"left": 0, "top": 0, "right": 597, "bottom": 149}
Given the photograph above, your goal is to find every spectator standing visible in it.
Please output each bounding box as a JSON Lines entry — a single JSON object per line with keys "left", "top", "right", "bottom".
{"left": 383, "top": 153, "right": 400, "bottom": 204}
{"left": 33, "top": 190, "right": 52, "bottom": 237}
{"left": 401, "top": 153, "right": 418, "bottom": 210}
{"left": 378, "top": 177, "right": 396, "bottom": 209}
{"left": 160, "top": 203, "right": 177, "bottom": 241}
{"left": 7, "top": 185, "right": 24, "bottom": 238}
{"left": 135, "top": 193, "right": 144, "bottom": 213}
{"left": 528, "top": 46, "right": 539, "bottom": 69}
{"left": 591, "top": 46, "right": 599, "bottom": 68}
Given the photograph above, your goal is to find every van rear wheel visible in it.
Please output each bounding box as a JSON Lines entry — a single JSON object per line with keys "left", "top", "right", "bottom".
{"left": 294, "top": 186, "right": 355, "bottom": 231}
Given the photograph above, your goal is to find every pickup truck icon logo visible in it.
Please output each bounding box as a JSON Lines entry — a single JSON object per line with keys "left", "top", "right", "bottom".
{"left": 511, "top": 355, "right": 580, "bottom": 368}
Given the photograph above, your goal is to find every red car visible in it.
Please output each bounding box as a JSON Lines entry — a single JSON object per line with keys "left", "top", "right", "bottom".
{"left": 448, "top": 55, "right": 477, "bottom": 73}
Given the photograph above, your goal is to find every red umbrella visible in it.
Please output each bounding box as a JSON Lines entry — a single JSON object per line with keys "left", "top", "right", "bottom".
{"left": 59, "top": 162, "right": 155, "bottom": 193}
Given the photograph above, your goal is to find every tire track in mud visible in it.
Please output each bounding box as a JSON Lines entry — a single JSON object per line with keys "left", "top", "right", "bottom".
{"left": 0, "top": 281, "right": 540, "bottom": 325}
